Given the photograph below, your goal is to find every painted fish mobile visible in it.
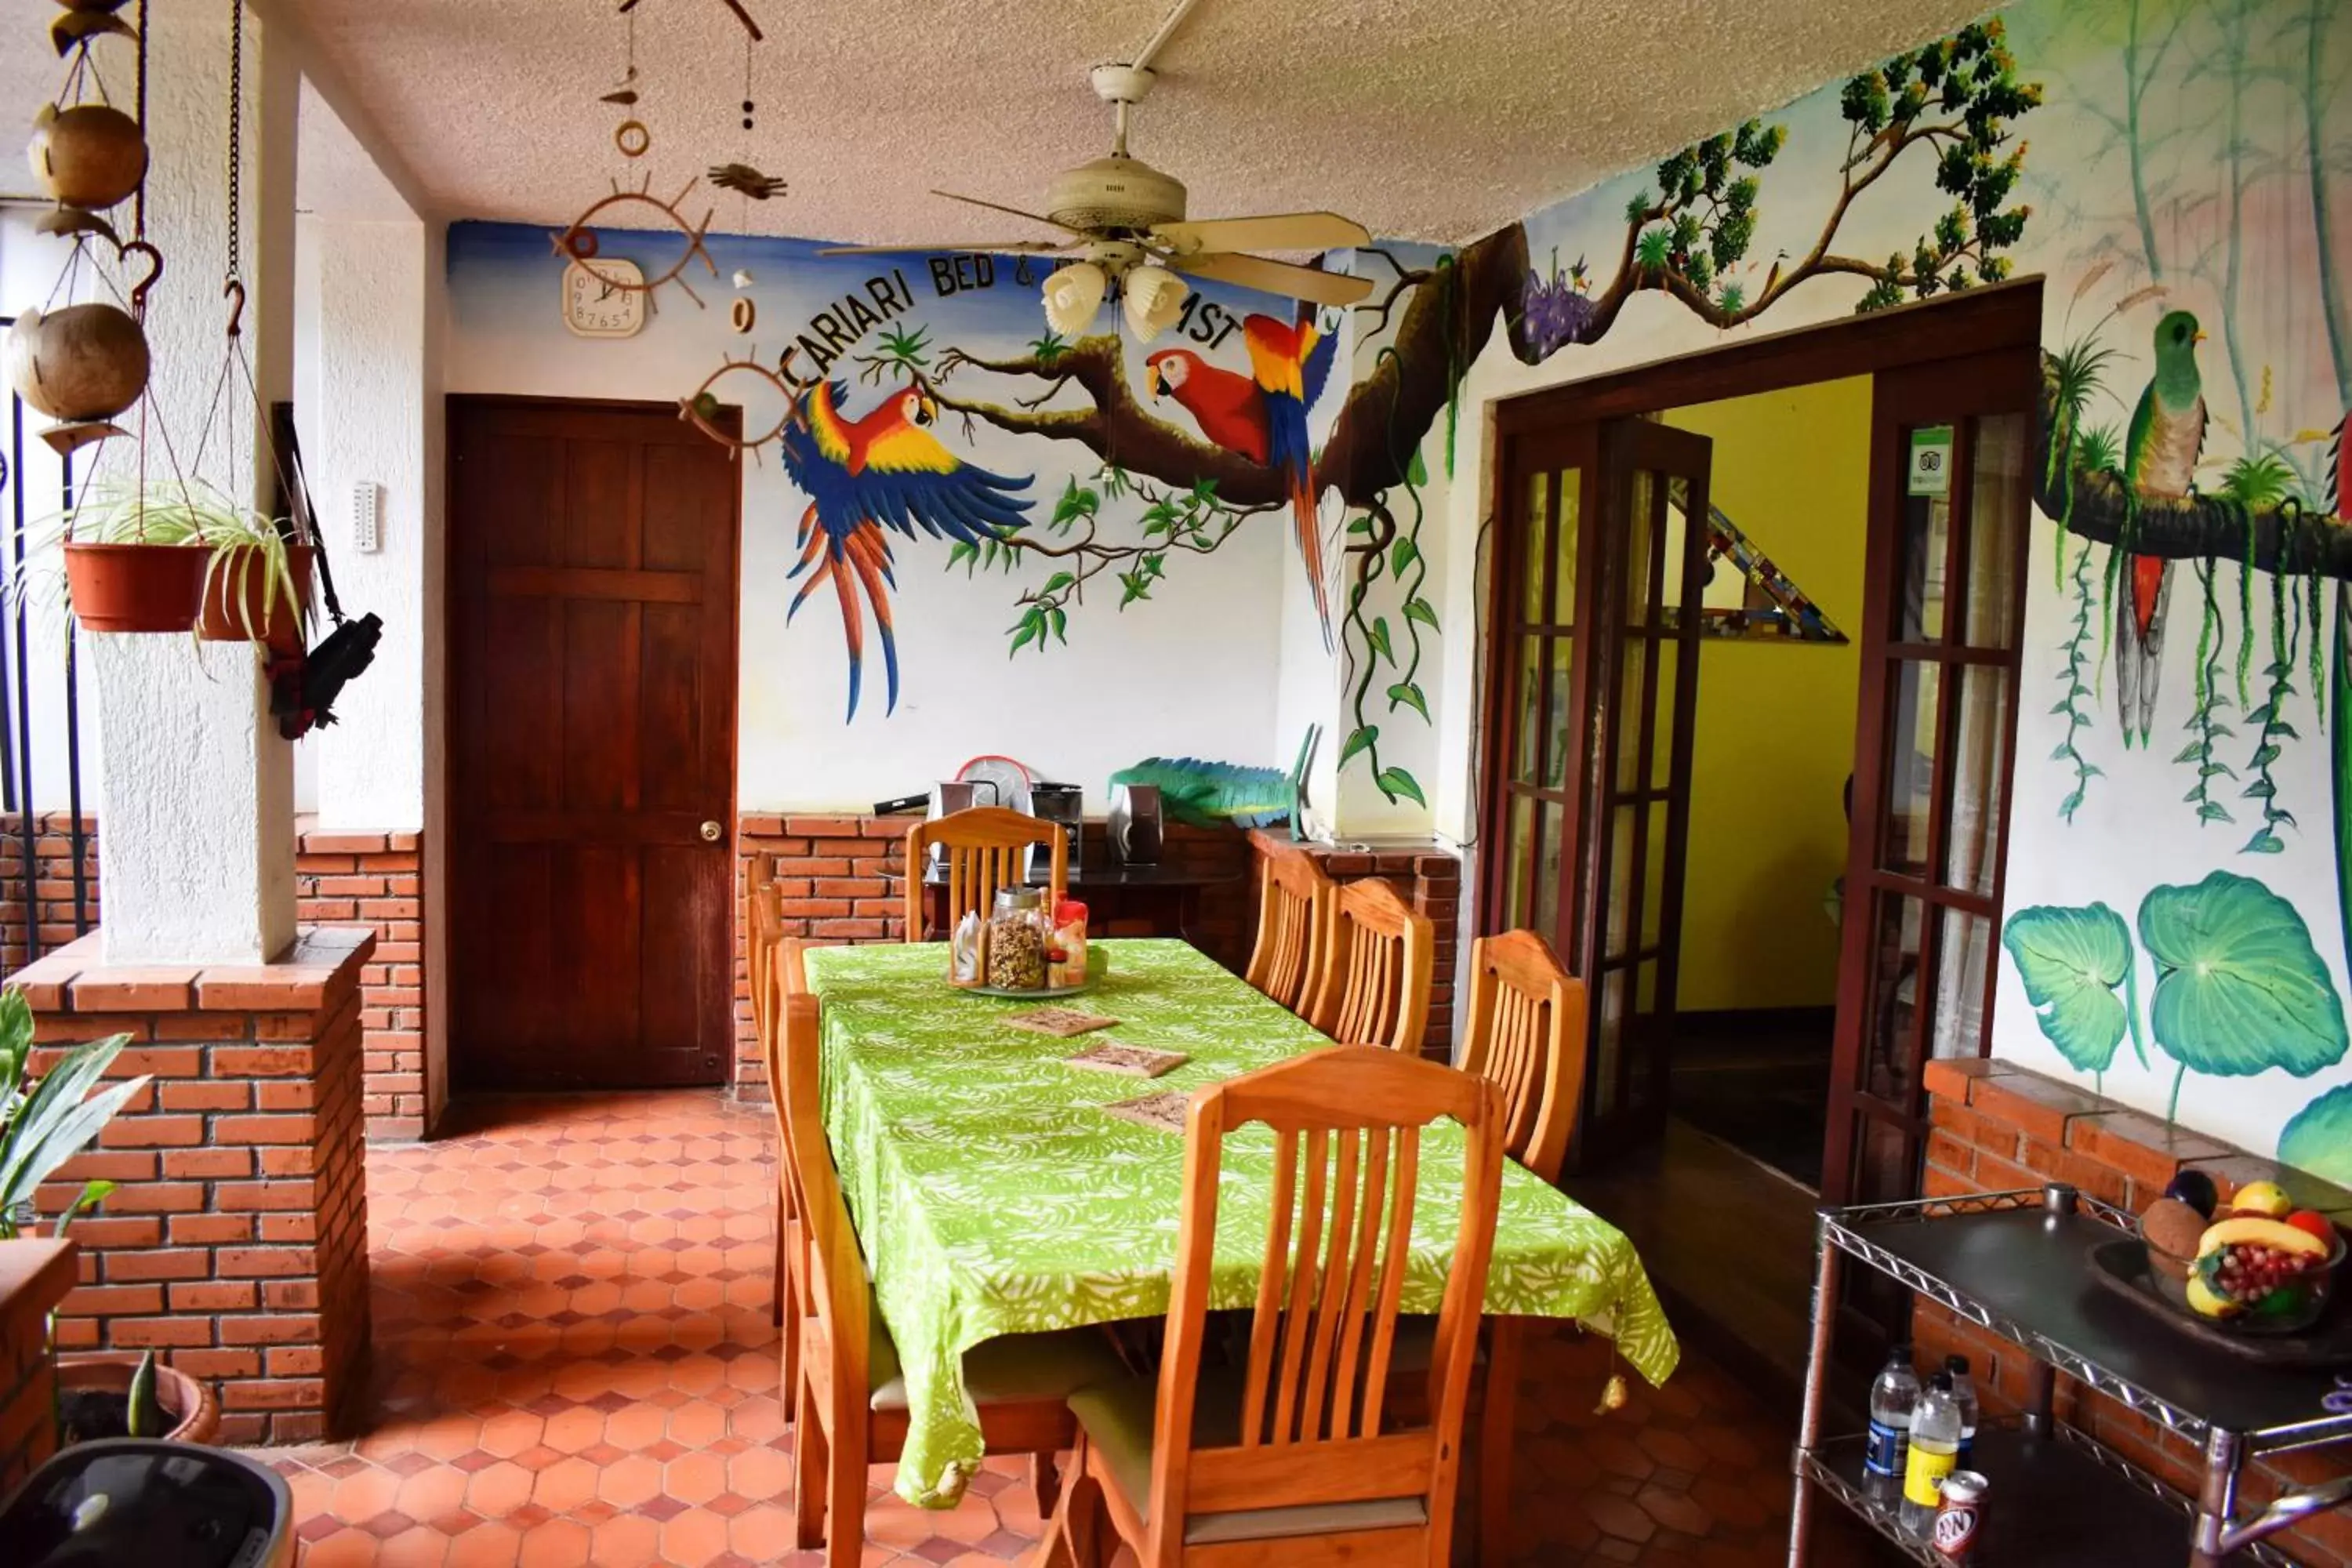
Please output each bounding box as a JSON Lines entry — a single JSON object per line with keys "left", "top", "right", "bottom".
{"left": 550, "top": 176, "right": 717, "bottom": 308}
{"left": 777, "top": 380, "right": 1034, "bottom": 720}
{"left": 1145, "top": 306, "right": 1338, "bottom": 647}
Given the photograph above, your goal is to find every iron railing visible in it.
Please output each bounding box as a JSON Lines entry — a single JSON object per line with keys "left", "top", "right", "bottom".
{"left": 0, "top": 313, "right": 96, "bottom": 967}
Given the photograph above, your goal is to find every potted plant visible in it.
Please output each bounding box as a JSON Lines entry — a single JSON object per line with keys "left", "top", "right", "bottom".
{"left": 0, "top": 988, "right": 216, "bottom": 1443}
{"left": 5, "top": 477, "right": 311, "bottom": 644}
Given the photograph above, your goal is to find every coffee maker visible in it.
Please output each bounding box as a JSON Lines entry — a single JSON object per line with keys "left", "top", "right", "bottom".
{"left": 1029, "top": 782, "right": 1083, "bottom": 880}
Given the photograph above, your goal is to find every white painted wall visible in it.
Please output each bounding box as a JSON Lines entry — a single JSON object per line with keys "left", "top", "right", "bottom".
{"left": 443, "top": 226, "right": 1299, "bottom": 815}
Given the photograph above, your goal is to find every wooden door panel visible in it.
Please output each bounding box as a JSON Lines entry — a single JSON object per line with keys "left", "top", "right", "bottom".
{"left": 451, "top": 397, "right": 740, "bottom": 1091}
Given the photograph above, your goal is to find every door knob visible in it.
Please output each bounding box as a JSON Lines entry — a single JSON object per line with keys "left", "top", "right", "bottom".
{"left": 699, "top": 820, "right": 724, "bottom": 843}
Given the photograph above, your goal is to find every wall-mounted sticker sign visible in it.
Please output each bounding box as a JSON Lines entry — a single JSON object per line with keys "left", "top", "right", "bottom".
{"left": 1907, "top": 425, "right": 1954, "bottom": 498}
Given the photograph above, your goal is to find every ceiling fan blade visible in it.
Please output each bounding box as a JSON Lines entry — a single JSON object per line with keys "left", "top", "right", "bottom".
{"left": 817, "top": 239, "right": 1080, "bottom": 256}
{"left": 1167, "top": 252, "right": 1374, "bottom": 307}
{"left": 931, "top": 190, "right": 1094, "bottom": 236}
{"left": 1149, "top": 211, "right": 1370, "bottom": 256}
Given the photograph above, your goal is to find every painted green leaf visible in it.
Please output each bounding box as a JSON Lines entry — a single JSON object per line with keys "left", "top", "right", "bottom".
{"left": 1403, "top": 597, "right": 1440, "bottom": 631}
{"left": 1407, "top": 448, "right": 1428, "bottom": 488}
{"left": 1336, "top": 726, "right": 1377, "bottom": 770}
{"left": 2140, "top": 872, "right": 2350, "bottom": 1077}
{"left": 2000, "top": 904, "right": 2132, "bottom": 1073}
{"left": 1392, "top": 538, "right": 1419, "bottom": 576}
{"left": 1040, "top": 572, "right": 1075, "bottom": 595}
{"left": 1375, "top": 767, "right": 1426, "bottom": 807}
{"left": 2278, "top": 1084, "right": 2352, "bottom": 1185}
{"left": 1386, "top": 681, "right": 1429, "bottom": 720}
{"left": 1367, "top": 618, "right": 1394, "bottom": 665}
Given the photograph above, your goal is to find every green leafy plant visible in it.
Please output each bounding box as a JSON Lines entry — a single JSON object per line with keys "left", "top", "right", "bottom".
{"left": 125, "top": 1349, "right": 166, "bottom": 1439}
{"left": 2052, "top": 541, "right": 2102, "bottom": 821}
{"left": 1, "top": 478, "right": 306, "bottom": 644}
{"left": 0, "top": 988, "right": 149, "bottom": 1239}
{"left": 2176, "top": 561, "right": 2237, "bottom": 826}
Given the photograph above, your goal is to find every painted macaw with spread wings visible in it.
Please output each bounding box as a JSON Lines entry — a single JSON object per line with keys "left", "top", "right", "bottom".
{"left": 1145, "top": 307, "right": 1340, "bottom": 648}
{"left": 779, "top": 379, "right": 1034, "bottom": 719}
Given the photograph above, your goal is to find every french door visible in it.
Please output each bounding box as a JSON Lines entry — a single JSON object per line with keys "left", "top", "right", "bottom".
{"left": 1481, "top": 418, "right": 1712, "bottom": 1168}
{"left": 1820, "top": 353, "right": 2035, "bottom": 1206}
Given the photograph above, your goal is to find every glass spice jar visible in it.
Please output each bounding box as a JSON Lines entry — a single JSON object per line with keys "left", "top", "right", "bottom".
{"left": 985, "top": 886, "right": 1049, "bottom": 992}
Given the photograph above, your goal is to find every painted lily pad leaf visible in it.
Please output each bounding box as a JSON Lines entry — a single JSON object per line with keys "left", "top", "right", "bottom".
{"left": 2278, "top": 1084, "right": 2352, "bottom": 1185}
{"left": 2140, "top": 872, "right": 2349, "bottom": 1078}
{"left": 2001, "top": 904, "right": 2132, "bottom": 1073}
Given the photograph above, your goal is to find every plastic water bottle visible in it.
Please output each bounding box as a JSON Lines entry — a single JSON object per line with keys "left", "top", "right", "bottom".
{"left": 1902, "top": 1370, "right": 1963, "bottom": 1536}
{"left": 1944, "top": 1354, "right": 1980, "bottom": 1467}
{"left": 1864, "top": 1343, "right": 1921, "bottom": 1501}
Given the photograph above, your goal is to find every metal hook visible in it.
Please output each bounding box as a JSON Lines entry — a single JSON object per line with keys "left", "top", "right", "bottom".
{"left": 223, "top": 278, "right": 246, "bottom": 338}
{"left": 118, "top": 239, "right": 164, "bottom": 314}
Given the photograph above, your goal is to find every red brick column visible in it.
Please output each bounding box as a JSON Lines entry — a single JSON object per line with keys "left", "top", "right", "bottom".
{"left": 2, "top": 815, "right": 428, "bottom": 1144}
{"left": 1918, "top": 1058, "right": 2352, "bottom": 1567}
{"left": 1251, "top": 830, "right": 1464, "bottom": 1058}
{"left": 10, "top": 927, "right": 376, "bottom": 1445}
{"left": 0, "top": 1238, "right": 77, "bottom": 1494}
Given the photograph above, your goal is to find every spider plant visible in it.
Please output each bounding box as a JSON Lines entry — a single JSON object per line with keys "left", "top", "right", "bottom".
{"left": 0, "top": 988, "right": 148, "bottom": 1240}
{"left": 2, "top": 477, "right": 307, "bottom": 642}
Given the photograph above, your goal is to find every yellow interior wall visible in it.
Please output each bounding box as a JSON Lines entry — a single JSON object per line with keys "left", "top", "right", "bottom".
{"left": 1662, "top": 376, "right": 1870, "bottom": 1013}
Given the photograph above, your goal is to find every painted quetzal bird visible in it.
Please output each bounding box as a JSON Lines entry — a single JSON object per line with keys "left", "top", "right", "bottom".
{"left": 1143, "top": 308, "right": 1339, "bottom": 647}
{"left": 778, "top": 380, "right": 1033, "bottom": 720}
{"left": 2117, "top": 309, "right": 2208, "bottom": 747}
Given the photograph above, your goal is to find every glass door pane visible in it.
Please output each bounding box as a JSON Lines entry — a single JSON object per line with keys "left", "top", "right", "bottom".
{"left": 1824, "top": 353, "right": 2034, "bottom": 1207}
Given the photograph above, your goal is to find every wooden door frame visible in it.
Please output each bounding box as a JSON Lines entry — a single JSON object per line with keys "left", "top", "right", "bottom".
{"left": 441, "top": 393, "right": 746, "bottom": 1089}
{"left": 1477, "top": 280, "right": 2043, "bottom": 1163}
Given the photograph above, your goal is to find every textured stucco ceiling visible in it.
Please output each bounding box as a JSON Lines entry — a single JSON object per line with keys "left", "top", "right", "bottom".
{"left": 7, "top": 0, "right": 1998, "bottom": 245}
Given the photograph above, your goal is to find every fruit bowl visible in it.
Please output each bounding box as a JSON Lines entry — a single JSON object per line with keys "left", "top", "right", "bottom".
{"left": 2136, "top": 1210, "right": 2344, "bottom": 1336}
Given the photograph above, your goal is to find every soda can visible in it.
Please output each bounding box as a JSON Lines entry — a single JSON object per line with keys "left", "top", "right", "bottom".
{"left": 1933, "top": 1470, "right": 1987, "bottom": 1562}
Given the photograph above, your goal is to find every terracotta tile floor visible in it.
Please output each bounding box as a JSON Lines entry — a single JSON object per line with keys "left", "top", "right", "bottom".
{"left": 258, "top": 1091, "right": 1890, "bottom": 1566}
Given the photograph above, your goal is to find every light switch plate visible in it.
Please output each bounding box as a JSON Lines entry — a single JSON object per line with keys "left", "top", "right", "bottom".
{"left": 353, "top": 481, "right": 381, "bottom": 553}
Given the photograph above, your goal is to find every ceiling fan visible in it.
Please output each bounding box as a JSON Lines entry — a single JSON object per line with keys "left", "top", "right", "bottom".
{"left": 818, "top": 0, "right": 1374, "bottom": 340}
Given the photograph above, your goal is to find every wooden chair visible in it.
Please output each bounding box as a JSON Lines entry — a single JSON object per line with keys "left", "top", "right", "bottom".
{"left": 1306, "top": 878, "right": 1434, "bottom": 1055}
{"left": 748, "top": 882, "right": 790, "bottom": 1334}
{"left": 1243, "top": 844, "right": 1333, "bottom": 1018}
{"left": 1459, "top": 930, "right": 1587, "bottom": 1186}
{"left": 1450, "top": 928, "right": 1588, "bottom": 1565}
{"left": 1036, "top": 1044, "right": 1505, "bottom": 1568}
{"left": 779, "top": 993, "right": 1120, "bottom": 1566}
{"left": 902, "top": 806, "right": 1068, "bottom": 940}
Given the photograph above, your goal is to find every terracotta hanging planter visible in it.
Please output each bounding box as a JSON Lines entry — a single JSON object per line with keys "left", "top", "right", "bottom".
{"left": 61, "top": 541, "right": 209, "bottom": 633}
{"left": 197, "top": 542, "right": 313, "bottom": 649}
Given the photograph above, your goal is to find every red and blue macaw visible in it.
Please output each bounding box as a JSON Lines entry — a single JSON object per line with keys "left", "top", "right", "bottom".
{"left": 779, "top": 379, "right": 1033, "bottom": 719}
{"left": 1144, "top": 307, "right": 1339, "bottom": 647}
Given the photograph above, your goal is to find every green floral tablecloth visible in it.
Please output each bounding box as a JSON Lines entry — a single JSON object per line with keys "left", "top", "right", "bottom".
{"left": 803, "top": 938, "right": 1679, "bottom": 1508}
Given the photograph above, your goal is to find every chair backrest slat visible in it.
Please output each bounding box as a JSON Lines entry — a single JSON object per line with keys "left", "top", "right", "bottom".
{"left": 1460, "top": 930, "right": 1588, "bottom": 1184}
{"left": 1308, "top": 878, "right": 1434, "bottom": 1055}
{"left": 779, "top": 993, "right": 869, "bottom": 1410}
{"left": 1144, "top": 1044, "right": 1503, "bottom": 1565}
{"left": 903, "top": 807, "right": 1068, "bottom": 940}
{"left": 1246, "top": 845, "right": 1335, "bottom": 1018}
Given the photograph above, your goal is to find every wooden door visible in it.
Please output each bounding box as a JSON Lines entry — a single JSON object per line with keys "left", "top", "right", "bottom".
{"left": 448, "top": 397, "right": 741, "bottom": 1090}
{"left": 1820, "top": 351, "right": 2035, "bottom": 1206}
{"left": 1480, "top": 417, "right": 1711, "bottom": 1167}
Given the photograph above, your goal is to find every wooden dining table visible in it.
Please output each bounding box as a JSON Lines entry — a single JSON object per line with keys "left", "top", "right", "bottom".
{"left": 797, "top": 938, "right": 1680, "bottom": 1512}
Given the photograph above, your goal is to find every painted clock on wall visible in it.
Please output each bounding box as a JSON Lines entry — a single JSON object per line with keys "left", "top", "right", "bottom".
{"left": 561, "top": 260, "right": 646, "bottom": 339}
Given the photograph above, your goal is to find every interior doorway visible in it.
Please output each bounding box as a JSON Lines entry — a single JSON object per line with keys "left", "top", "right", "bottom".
{"left": 1478, "top": 284, "right": 2042, "bottom": 1383}
{"left": 445, "top": 397, "right": 742, "bottom": 1091}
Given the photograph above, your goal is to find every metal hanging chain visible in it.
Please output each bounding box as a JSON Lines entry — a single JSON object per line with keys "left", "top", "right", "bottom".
{"left": 133, "top": 0, "right": 149, "bottom": 242}
{"left": 225, "top": 0, "right": 243, "bottom": 285}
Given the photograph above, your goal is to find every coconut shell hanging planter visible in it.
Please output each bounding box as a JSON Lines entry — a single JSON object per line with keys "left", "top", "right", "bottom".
{"left": 27, "top": 101, "right": 147, "bottom": 210}
{"left": 3, "top": 302, "right": 149, "bottom": 423}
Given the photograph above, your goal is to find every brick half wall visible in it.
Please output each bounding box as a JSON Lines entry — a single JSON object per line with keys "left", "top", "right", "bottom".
{"left": 12, "top": 927, "right": 376, "bottom": 1446}
{"left": 1918, "top": 1057, "right": 2352, "bottom": 1568}
{"left": 1, "top": 815, "right": 428, "bottom": 1144}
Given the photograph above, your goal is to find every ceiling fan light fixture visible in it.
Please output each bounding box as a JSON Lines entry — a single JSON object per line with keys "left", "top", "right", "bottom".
{"left": 1122, "top": 264, "right": 1185, "bottom": 342}
{"left": 1041, "top": 261, "right": 1107, "bottom": 336}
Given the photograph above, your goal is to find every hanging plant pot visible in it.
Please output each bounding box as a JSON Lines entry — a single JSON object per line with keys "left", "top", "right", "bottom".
{"left": 61, "top": 541, "right": 208, "bottom": 633}
{"left": 198, "top": 543, "right": 312, "bottom": 649}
